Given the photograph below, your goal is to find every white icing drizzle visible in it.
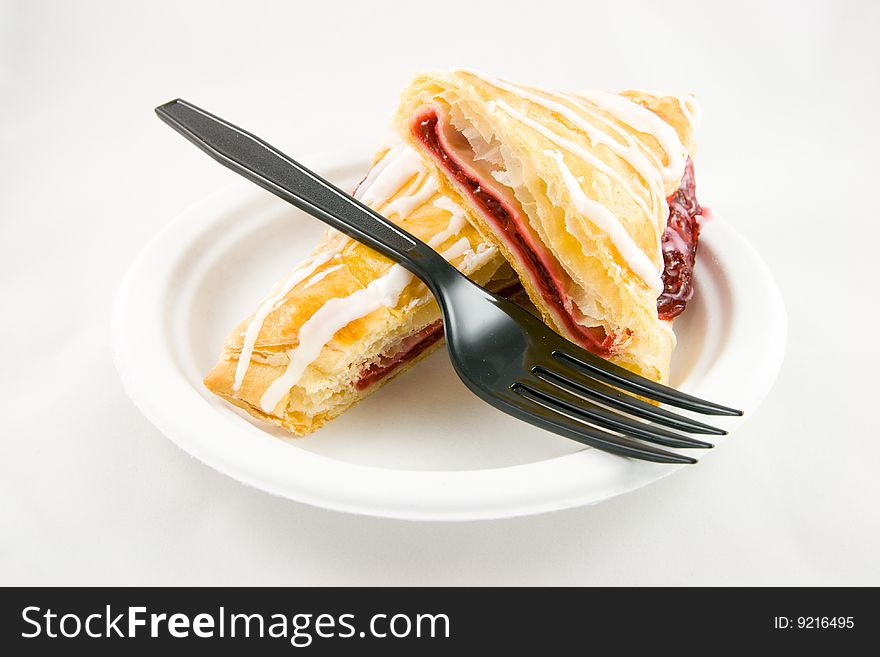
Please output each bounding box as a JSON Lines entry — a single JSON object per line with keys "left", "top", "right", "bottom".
{"left": 547, "top": 89, "right": 671, "bottom": 241}
{"left": 558, "top": 92, "right": 672, "bottom": 240}
{"left": 571, "top": 90, "right": 688, "bottom": 187}
{"left": 462, "top": 243, "right": 498, "bottom": 271}
{"left": 256, "top": 149, "right": 485, "bottom": 411}
{"left": 438, "top": 237, "right": 471, "bottom": 262}
{"left": 396, "top": 238, "right": 498, "bottom": 315}
{"left": 259, "top": 264, "right": 414, "bottom": 412}
{"left": 232, "top": 250, "right": 337, "bottom": 392}
{"left": 355, "top": 144, "right": 426, "bottom": 207}
{"left": 490, "top": 95, "right": 668, "bottom": 278}
{"left": 427, "top": 197, "right": 467, "bottom": 247}
{"left": 236, "top": 142, "right": 432, "bottom": 396}
{"left": 301, "top": 263, "right": 344, "bottom": 290}
{"left": 545, "top": 150, "right": 662, "bottom": 294}
{"left": 353, "top": 143, "right": 404, "bottom": 199}
{"left": 354, "top": 141, "right": 442, "bottom": 224}
{"left": 383, "top": 173, "right": 438, "bottom": 219}
{"left": 456, "top": 71, "right": 699, "bottom": 269}
{"left": 489, "top": 98, "right": 655, "bottom": 223}
{"left": 461, "top": 71, "right": 665, "bottom": 224}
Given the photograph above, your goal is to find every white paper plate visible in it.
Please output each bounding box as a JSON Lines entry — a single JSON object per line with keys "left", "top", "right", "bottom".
{"left": 113, "top": 155, "right": 786, "bottom": 521}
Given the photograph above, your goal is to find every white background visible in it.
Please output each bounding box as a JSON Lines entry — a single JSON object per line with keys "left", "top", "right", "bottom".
{"left": 2, "top": 0, "right": 878, "bottom": 585}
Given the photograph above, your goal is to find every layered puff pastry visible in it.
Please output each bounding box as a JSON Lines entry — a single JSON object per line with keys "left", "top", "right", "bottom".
{"left": 396, "top": 70, "right": 704, "bottom": 383}
{"left": 204, "top": 141, "right": 512, "bottom": 435}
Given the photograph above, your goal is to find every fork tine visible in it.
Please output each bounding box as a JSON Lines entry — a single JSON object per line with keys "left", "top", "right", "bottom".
{"left": 533, "top": 367, "right": 727, "bottom": 435}
{"left": 507, "top": 386, "right": 697, "bottom": 464}
{"left": 516, "top": 377, "right": 713, "bottom": 450}
{"left": 551, "top": 349, "right": 743, "bottom": 416}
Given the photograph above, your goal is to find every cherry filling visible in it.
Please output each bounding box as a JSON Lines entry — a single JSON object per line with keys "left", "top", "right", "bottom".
{"left": 355, "top": 321, "right": 443, "bottom": 390}
{"left": 353, "top": 281, "right": 525, "bottom": 390}
{"left": 413, "top": 109, "right": 613, "bottom": 355}
{"left": 413, "top": 107, "right": 704, "bottom": 340}
{"left": 658, "top": 158, "right": 701, "bottom": 320}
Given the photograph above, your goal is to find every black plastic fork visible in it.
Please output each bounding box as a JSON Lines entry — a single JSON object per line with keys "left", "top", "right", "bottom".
{"left": 156, "top": 99, "right": 742, "bottom": 464}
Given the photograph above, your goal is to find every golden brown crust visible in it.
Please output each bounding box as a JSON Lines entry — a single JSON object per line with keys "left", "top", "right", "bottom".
{"left": 206, "top": 337, "right": 446, "bottom": 436}
{"left": 395, "top": 71, "right": 699, "bottom": 383}
{"left": 204, "top": 143, "right": 506, "bottom": 435}
{"left": 619, "top": 90, "right": 699, "bottom": 157}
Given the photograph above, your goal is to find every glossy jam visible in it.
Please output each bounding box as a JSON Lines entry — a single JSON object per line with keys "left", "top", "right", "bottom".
{"left": 355, "top": 321, "right": 444, "bottom": 390}
{"left": 412, "top": 109, "right": 703, "bottom": 354}
{"left": 658, "top": 158, "right": 701, "bottom": 320}
{"left": 413, "top": 109, "right": 612, "bottom": 355}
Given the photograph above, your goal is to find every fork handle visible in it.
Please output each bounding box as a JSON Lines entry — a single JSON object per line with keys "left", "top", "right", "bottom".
{"left": 155, "top": 99, "right": 456, "bottom": 287}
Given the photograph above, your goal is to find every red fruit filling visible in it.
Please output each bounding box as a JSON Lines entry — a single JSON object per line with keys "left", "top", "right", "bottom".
{"left": 658, "top": 158, "right": 701, "bottom": 320}
{"left": 355, "top": 321, "right": 443, "bottom": 390}
{"left": 412, "top": 106, "right": 703, "bottom": 343}
{"left": 413, "top": 108, "right": 613, "bottom": 355}
{"left": 352, "top": 280, "right": 525, "bottom": 390}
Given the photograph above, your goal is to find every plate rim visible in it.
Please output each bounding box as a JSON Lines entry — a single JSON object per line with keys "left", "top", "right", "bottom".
{"left": 113, "top": 153, "right": 787, "bottom": 521}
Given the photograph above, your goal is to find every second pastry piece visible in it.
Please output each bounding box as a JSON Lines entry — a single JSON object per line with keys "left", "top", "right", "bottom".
{"left": 203, "top": 141, "right": 512, "bottom": 435}
{"left": 396, "top": 70, "right": 703, "bottom": 383}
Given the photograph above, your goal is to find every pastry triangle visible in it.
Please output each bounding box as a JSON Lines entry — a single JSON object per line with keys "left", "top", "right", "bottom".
{"left": 396, "top": 70, "right": 704, "bottom": 383}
